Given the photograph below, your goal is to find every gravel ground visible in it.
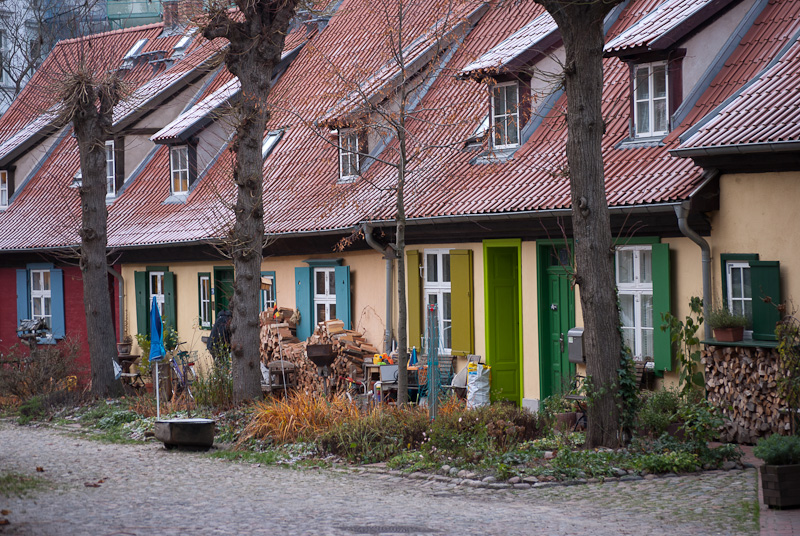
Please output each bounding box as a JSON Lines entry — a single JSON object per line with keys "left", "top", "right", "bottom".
{"left": 0, "top": 420, "right": 759, "bottom": 536}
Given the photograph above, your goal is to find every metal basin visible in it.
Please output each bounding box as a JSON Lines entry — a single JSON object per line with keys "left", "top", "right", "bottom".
{"left": 307, "top": 344, "right": 336, "bottom": 367}
{"left": 154, "top": 418, "right": 215, "bottom": 450}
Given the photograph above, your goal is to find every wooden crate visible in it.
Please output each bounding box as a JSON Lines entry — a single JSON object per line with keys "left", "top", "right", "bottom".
{"left": 760, "top": 464, "right": 800, "bottom": 508}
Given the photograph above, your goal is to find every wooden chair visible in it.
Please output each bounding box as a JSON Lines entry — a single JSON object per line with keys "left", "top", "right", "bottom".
{"left": 266, "top": 360, "right": 297, "bottom": 395}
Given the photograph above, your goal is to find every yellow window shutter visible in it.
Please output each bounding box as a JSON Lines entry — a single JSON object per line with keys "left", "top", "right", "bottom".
{"left": 406, "top": 250, "right": 422, "bottom": 349}
{"left": 450, "top": 249, "right": 474, "bottom": 356}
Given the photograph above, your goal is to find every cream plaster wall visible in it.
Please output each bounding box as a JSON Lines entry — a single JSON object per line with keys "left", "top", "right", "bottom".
{"left": 123, "top": 135, "right": 155, "bottom": 179}
{"left": 9, "top": 126, "right": 63, "bottom": 195}
{"left": 710, "top": 171, "right": 800, "bottom": 309}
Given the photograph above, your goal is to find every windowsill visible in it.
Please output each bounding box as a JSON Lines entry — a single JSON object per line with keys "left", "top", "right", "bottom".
{"left": 615, "top": 136, "right": 666, "bottom": 150}
{"left": 701, "top": 338, "right": 779, "bottom": 349}
{"left": 470, "top": 147, "right": 517, "bottom": 165}
{"left": 337, "top": 175, "right": 358, "bottom": 184}
{"left": 105, "top": 194, "right": 116, "bottom": 205}
{"left": 164, "top": 193, "right": 188, "bottom": 204}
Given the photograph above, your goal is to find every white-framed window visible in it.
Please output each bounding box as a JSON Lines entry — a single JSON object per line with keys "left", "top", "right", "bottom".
{"left": 199, "top": 274, "right": 211, "bottom": 328}
{"left": 616, "top": 245, "right": 653, "bottom": 361}
{"left": 261, "top": 274, "right": 276, "bottom": 311}
{"left": 170, "top": 145, "right": 189, "bottom": 194}
{"left": 0, "top": 169, "right": 8, "bottom": 207}
{"left": 30, "top": 269, "right": 52, "bottom": 329}
{"left": 338, "top": 130, "right": 360, "bottom": 181}
{"left": 105, "top": 140, "right": 116, "bottom": 196}
{"left": 314, "top": 267, "right": 336, "bottom": 323}
{"left": 149, "top": 271, "right": 165, "bottom": 315}
{"left": 423, "top": 249, "right": 452, "bottom": 354}
{"left": 634, "top": 61, "right": 668, "bottom": 137}
{"left": 491, "top": 81, "right": 520, "bottom": 149}
{"left": 726, "top": 260, "right": 753, "bottom": 336}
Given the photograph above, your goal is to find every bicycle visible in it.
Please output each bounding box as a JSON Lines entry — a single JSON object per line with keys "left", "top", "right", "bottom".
{"left": 168, "top": 341, "right": 196, "bottom": 401}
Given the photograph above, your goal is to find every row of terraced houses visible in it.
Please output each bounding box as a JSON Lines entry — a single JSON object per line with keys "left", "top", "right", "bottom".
{"left": 0, "top": 0, "right": 798, "bottom": 412}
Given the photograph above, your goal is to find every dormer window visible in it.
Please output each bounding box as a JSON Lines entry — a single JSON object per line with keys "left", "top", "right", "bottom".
{"left": 0, "top": 169, "right": 8, "bottom": 207}
{"left": 262, "top": 130, "right": 284, "bottom": 159}
{"left": 338, "top": 130, "right": 361, "bottom": 182}
{"left": 170, "top": 145, "right": 190, "bottom": 194}
{"left": 492, "top": 82, "right": 520, "bottom": 149}
{"left": 125, "top": 38, "right": 148, "bottom": 60}
{"left": 105, "top": 140, "right": 116, "bottom": 196}
{"left": 634, "top": 61, "right": 668, "bottom": 138}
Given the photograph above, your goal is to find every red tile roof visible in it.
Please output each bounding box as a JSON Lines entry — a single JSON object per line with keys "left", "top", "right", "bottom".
{"left": 3, "top": 0, "right": 800, "bottom": 251}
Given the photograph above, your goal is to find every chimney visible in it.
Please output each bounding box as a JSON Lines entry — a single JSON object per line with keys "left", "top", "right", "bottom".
{"left": 162, "top": 0, "right": 179, "bottom": 30}
{"left": 162, "top": 0, "right": 202, "bottom": 31}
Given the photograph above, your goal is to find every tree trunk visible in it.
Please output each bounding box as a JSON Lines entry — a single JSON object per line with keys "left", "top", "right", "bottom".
{"left": 540, "top": 0, "right": 623, "bottom": 447}
{"left": 73, "top": 84, "right": 121, "bottom": 398}
{"left": 203, "top": 1, "right": 299, "bottom": 403}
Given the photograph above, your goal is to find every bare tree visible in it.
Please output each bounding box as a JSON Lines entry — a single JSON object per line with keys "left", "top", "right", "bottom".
{"left": 201, "top": 0, "right": 303, "bottom": 403}
{"left": 535, "top": 0, "right": 625, "bottom": 447}
{"left": 307, "top": 0, "right": 485, "bottom": 404}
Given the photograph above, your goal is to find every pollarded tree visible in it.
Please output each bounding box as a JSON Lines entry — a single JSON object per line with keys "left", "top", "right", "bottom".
{"left": 202, "top": 0, "right": 303, "bottom": 403}
{"left": 534, "top": 0, "right": 625, "bottom": 447}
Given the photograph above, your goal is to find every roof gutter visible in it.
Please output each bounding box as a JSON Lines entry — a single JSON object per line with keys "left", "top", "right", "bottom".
{"left": 671, "top": 140, "right": 800, "bottom": 159}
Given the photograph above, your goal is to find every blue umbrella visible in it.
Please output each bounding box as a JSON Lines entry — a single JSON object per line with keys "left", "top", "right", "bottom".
{"left": 149, "top": 297, "right": 166, "bottom": 418}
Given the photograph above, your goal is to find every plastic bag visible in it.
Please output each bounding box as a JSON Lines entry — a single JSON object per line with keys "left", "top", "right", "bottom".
{"left": 112, "top": 359, "right": 122, "bottom": 381}
{"left": 467, "top": 363, "right": 490, "bottom": 409}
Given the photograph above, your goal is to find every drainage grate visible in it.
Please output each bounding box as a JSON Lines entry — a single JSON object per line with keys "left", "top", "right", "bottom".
{"left": 337, "top": 525, "right": 440, "bottom": 534}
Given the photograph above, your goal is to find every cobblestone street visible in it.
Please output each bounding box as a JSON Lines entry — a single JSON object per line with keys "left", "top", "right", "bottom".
{"left": 0, "top": 421, "right": 759, "bottom": 535}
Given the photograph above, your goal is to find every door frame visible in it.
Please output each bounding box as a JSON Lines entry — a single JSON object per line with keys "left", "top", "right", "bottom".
{"left": 536, "top": 239, "right": 576, "bottom": 400}
{"left": 483, "top": 238, "right": 523, "bottom": 405}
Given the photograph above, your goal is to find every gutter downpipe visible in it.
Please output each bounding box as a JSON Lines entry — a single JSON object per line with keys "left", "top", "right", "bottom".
{"left": 107, "top": 266, "right": 124, "bottom": 344}
{"left": 362, "top": 223, "right": 396, "bottom": 352}
{"left": 675, "top": 202, "right": 712, "bottom": 339}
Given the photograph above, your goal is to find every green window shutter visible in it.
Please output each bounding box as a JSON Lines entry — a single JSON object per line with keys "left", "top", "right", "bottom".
{"left": 406, "top": 250, "right": 422, "bottom": 350}
{"left": 50, "top": 269, "right": 65, "bottom": 339}
{"left": 750, "top": 260, "right": 781, "bottom": 341}
{"left": 295, "top": 266, "right": 312, "bottom": 340}
{"left": 16, "top": 269, "right": 29, "bottom": 325}
{"left": 334, "top": 265, "right": 351, "bottom": 330}
{"left": 651, "top": 243, "right": 671, "bottom": 372}
{"left": 134, "top": 271, "right": 148, "bottom": 335}
{"left": 163, "top": 271, "right": 177, "bottom": 331}
{"left": 449, "top": 249, "right": 474, "bottom": 356}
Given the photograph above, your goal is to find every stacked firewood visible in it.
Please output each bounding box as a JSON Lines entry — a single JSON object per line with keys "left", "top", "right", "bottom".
{"left": 259, "top": 315, "right": 379, "bottom": 396}
{"left": 703, "top": 345, "right": 792, "bottom": 443}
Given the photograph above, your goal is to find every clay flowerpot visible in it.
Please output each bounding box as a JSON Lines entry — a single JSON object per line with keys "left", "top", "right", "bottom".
{"left": 713, "top": 327, "right": 744, "bottom": 342}
{"left": 117, "top": 342, "right": 132, "bottom": 355}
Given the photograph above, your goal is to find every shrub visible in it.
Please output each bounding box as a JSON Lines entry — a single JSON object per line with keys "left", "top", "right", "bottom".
{"left": 0, "top": 339, "right": 82, "bottom": 400}
{"left": 637, "top": 389, "right": 680, "bottom": 437}
{"left": 754, "top": 434, "right": 800, "bottom": 465}
{"left": 193, "top": 354, "right": 233, "bottom": 409}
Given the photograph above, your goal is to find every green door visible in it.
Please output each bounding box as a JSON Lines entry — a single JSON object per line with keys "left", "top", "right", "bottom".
{"left": 538, "top": 243, "right": 575, "bottom": 399}
{"left": 214, "top": 267, "right": 235, "bottom": 314}
{"left": 484, "top": 240, "right": 522, "bottom": 404}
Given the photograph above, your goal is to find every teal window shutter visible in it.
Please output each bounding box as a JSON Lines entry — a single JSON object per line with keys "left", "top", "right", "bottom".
{"left": 651, "top": 243, "right": 671, "bottom": 372}
{"left": 134, "top": 271, "right": 148, "bottom": 335}
{"left": 163, "top": 271, "right": 177, "bottom": 332}
{"left": 334, "top": 265, "right": 351, "bottom": 330}
{"left": 295, "top": 266, "right": 312, "bottom": 340}
{"left": 16, "top": 269, "right": 29, "bottom": 325}
{"left": 750, "top": 261, "right": 781, "bottom": 341}
{"left": 50, "top": 269, "right": 65, "bottom": 339}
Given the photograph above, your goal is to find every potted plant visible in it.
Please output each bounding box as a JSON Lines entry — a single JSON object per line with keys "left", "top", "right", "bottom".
{"left": 117, "top": 334, "right": 133, "bottom": 356}
{"left": 707, "top": 307, "right": 748, "bottom": 342}
{"left": 753, "top": 434, "right": 800, "bottom": 508}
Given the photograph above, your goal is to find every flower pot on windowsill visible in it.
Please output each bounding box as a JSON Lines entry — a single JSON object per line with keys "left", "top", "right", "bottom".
{"left": 713, "top": 326, "right": 744, "bottom": 342}
{"left": 117, "top": 342, "right": 132, "bottom": 355}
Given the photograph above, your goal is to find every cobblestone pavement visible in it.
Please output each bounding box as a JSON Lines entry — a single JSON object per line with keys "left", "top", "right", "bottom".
{"left": 0, "top": 421, "right": 758, "bottom": 536}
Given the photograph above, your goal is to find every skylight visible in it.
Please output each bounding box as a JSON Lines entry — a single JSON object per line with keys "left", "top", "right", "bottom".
{"left": 262, "top": 130, "right": 284, "bottom": 158}
{"left": 174, "top": 29, "right": 196, "bottom": 52}
{"left": 124, "top": 38, "right": 148, "bottom": 59}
